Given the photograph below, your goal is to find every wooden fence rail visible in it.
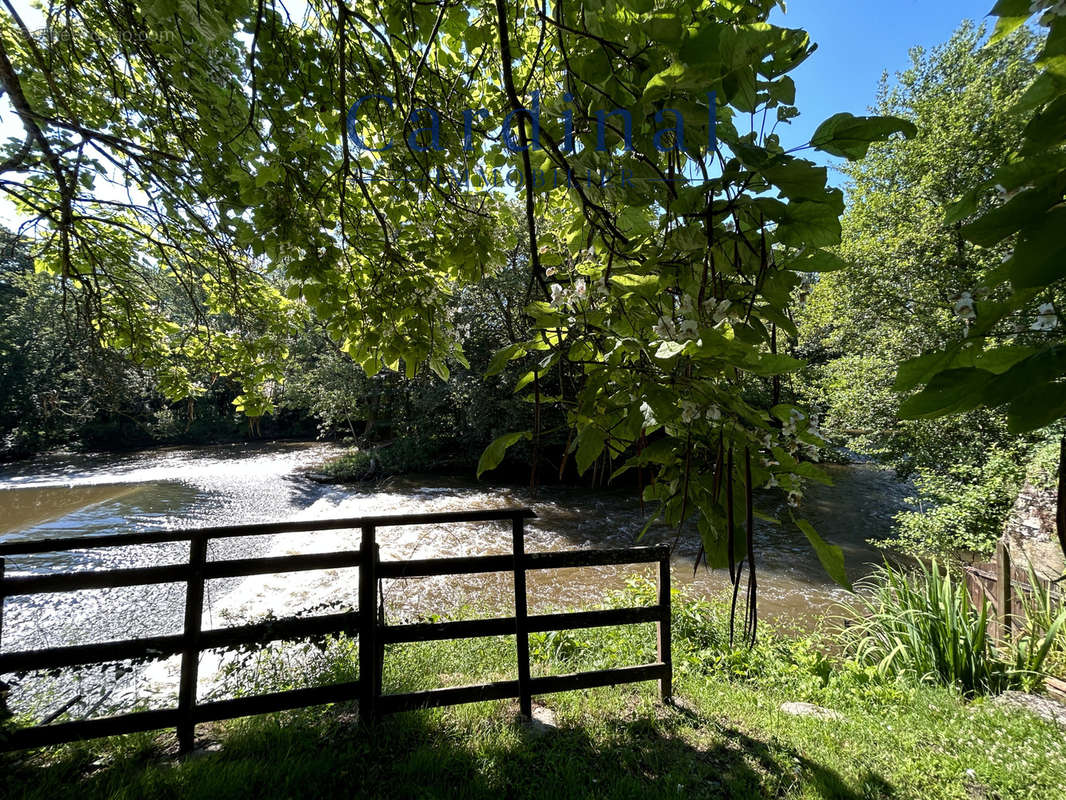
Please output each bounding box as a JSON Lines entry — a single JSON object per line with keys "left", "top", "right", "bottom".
{"left": 963, "top": 540, "right": 1063, "bottom": 643}
{"left": 0, "top": 508, "right": 672, "bottom": 753}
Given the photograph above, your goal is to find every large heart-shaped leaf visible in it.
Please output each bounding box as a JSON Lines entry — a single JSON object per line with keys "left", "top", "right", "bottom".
{"left": 811, "top": 113, "right": 917, "bottom": 160}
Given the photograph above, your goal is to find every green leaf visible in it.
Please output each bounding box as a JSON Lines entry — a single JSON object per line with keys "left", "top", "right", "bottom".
{"left": 575, "top": 426, "right": 607, "bottom": 474}
{"left": 988, "top": 0, "right": 1035, "bottom": 44}
{"left": 788, "top": 249, "right": 848, "bottom": 273}
{"left": 618, "top": 206, "right": 654, "bottom": 238}
{"left": 760, "top": 159, "right": 829, "bottom": 202}
{"left": 773, "top": 193, "right": 845, "bottom": 248}
{"left": 1024, "top": 95, "right": 1066, "bottom": 150}
{"left": 898, "top": 368, "right": 996, "bottom": 419}
{"left": 428, "top": 358, "right": 449, "bottom": 381}
{"left": 486, "top": 343, "right": 526, "bottom": 376}
{"left": 810, "top": 113, "right": 917, "bottom": 160}
{"left": 1006, "top": 206, "right": 1066, "bottom": 288}
{"left": 891, "top": 349, "right": 941, "bottom": 387}
{"left": 973, "top": 345, "right": 1040, "bottom": 374}
{"left": 793, "top": 516, "right": 852, "bottom": 592}
{"left": 981, "top": 346, "right": 1066, "bottom": 408}
{"left": 655, "top": 340, "right": 687, "bottom": 360}
{"left": 960, "top": 184, "right": 1065, "bottom": 247}
{"left": 647, "top": 13, "right": 683, "bottom": 44}
{"left": 744, "top": 352, "right": 805, "bottom": 376}
{"left": 1007, "top": 382, "right": 1066, "bottom": 433}
{"left": 477, "top": 431, "right": 531, "bottom": 477}
{"left": 794, "top": 461, "right": 833, "bottom": 485}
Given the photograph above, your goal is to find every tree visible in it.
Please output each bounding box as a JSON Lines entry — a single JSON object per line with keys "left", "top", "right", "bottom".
{"left": 798, "top": 21, "right": 1040, "bottom": 473}
{"left": 896, "top": 1, "right": 1066, "bottom": 562}
{"left": 0, "top": 0, "right": 913, "bottom": 631}
{"left": 794, "top": 22, "right": 1044, "bottom": 558}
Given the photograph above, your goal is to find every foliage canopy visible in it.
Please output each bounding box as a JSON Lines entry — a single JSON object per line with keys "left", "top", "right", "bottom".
{"left": 0, "top": 0, "right": 920, "bottom": 621}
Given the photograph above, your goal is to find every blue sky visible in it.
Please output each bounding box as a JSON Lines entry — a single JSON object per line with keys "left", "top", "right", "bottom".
{"left": 770, "top": 0, "right": 999, "bottom": 176}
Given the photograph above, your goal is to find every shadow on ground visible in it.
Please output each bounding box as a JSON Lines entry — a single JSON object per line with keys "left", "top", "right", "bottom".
{"left": 1, "top": 699, "right": 893, "bottom": 800}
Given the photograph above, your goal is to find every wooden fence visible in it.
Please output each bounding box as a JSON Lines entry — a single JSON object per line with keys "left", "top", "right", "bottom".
{"left": 0, "top": 508, "right": 672, "bottom": 753}
{"left": 963, "top": 540, "right": 1066, "bottom": 645}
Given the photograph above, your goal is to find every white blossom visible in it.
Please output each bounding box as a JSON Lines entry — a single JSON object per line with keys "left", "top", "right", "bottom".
{"left": 679, "top": 318, "right": 699, "bottom": 340}
{"left": 783, "top": 408, "right": 806, "bottom": 436}
{"left": 640, "top": 401, "right": 657, "bottom": 428}
{"left": 703, "top": 298, "right": 732, "bottom": 324}
{"left": 550, "top": 283, "right": 565, "bottom": 307}
{"left": 952, "top": 291, "right": 977, "bottom": 324}
{"left": 1031, "top": 302, "right": 1059, "bottom": 332}
{"left": 680, "top": 400, "right": 698, "bottom": 424}
{"left": 654, "top": 317, "right": 678, "bottom": 341}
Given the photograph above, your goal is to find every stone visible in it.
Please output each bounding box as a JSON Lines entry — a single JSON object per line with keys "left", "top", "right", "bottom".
{"left": 992, "top": 691, "right": 1066, "bottom": 727}
{"left": 524, "top": 703, "right": 558, "bottom": 737}
{"left": 780, "top": 702, "right": 844, "bottom": 721}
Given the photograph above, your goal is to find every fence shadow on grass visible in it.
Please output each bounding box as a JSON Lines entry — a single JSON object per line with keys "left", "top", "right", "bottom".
{"left": 1, "top": 697, "right": 892, "bottom": 800}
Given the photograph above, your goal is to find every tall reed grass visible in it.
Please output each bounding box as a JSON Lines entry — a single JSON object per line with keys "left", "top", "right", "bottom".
{"left": 839, "top": 560, "right": 1064, "bottom": 695}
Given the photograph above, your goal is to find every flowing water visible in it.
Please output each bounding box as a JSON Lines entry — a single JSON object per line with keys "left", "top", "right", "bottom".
{"left": 0, "top": 441, "right": 909, "bottom": 719}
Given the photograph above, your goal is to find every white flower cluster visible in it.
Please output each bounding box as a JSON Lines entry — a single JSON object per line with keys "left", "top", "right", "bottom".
{"left": 782, "top": 407, "right": 806, "bottom": 436}
{"left": 678, "top": 400, "right": 722, "bottom": 425}
{"left": 994, "top": 182, "right": 1033, "bottom": 202}
{"left": 549, "top": 277, "right": 604, "bottom": 309}
{"left": 952, "top": 291, "right": 977, "bottom": 324}
{"left": 656, "top": 296, "right": 732, "bottom": 344}
{"left": 704, "top": 297, "right": 732, "bottom": 324}
{"left": 653, "top": 316, "right": 677, "bottom": 340}
{"left": 761, "top": 410, "right": 824, "bottom": 504}
{"left": 1031, "top": 302, "right": 1059, "bottom": 331}
{"left": 640, "top": 401, "right": 656, "bottom": 428}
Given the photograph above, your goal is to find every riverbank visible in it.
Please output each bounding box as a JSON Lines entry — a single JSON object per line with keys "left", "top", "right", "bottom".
{"left": 4, "top": 587, "right": 1064, "bottom": 800}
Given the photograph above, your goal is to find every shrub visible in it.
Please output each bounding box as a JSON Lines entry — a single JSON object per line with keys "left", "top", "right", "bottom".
{"left": 838, "top": 560, "right": 1064, "bottom": 695}
{"left": 883, "top": 447, "right": 1028, "bottom": 559}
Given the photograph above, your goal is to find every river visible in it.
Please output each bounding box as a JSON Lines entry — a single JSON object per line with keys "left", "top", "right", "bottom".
{"left": 0, "top": 441, "right": 909, "bottom": 720}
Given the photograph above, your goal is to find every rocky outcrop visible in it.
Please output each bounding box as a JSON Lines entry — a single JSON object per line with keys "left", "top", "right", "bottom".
{"left": 1002, "top": 484, "right": 1065, "bottom": 582}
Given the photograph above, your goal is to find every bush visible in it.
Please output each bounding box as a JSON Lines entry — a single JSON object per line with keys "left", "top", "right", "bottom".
{"left": 837, "top": 561, "right": 1064, "bottom": 695}
{"left": 883, "top": 447, "right": 1028, "bottom": 559}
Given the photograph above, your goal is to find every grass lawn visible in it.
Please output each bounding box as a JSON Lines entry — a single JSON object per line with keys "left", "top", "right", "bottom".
{"left": 2, "top": 582, "right": 1064, "bottom": 799}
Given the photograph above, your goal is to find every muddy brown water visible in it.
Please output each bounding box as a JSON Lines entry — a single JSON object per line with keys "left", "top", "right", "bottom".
{"left": 0, "top": 441, "right": 909, "bottom": 718}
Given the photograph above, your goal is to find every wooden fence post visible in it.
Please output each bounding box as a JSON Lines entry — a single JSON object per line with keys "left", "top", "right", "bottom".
{"left": 512, "top": 515, "right": 532, "bottom": 717}
{"left": 373, "top": 543, "right": 384, "bottom": 703}
{"left": 0, "top": 556, "right": 5, "bottom": 653}
{"left": 177, "top": 535, "right": 207, "bottom": 754}
{"left": 1, "top": 557, "right": 9, "bottom": 720}
{"left": 996, "top": 540, "right": 1012, "bottom": 642}
{"left": 657, "top": 554, "right": 672, "bottom": 701}
{"left": 359, "top": 525, "right": 378, "bottom": 723}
